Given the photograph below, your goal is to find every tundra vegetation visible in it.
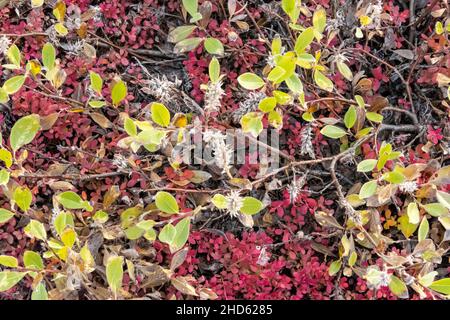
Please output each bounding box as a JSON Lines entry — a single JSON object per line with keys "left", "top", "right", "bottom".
{"left": 0, "top": 0, "right": 449, "bottom": 300}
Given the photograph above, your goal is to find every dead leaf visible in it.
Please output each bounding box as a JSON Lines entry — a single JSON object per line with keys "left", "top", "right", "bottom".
{"left": 103, "top": 186, "right": 120, "bottom": 209}
{"left": 171, "top": 276, "right": 198, "bottom": 296}
{"left": 90, "top": 112, "right": 112, "bottom": 129}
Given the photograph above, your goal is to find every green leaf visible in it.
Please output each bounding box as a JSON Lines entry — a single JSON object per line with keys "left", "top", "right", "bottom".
{"left": 3, "top": 75, "right": 26, "bottom": 95}
{"left": 344, "top": 106, "right": 357, "bottom": 129}
{"left": 173, "top": 37, "right": 203, "bottom": 54}
{"left": 42, "top": 43, "right": 56, "bottom": 71}
{"left": 423, "top": 203, "right": 447, "bottom": 217}
{"left": 155, "top": 191, "right": 179, "bottom": 214}
{"left": 0, "top": 149, "right": 13, "bottom": 168}
{"left": 397, "top": 214, "right": 418, "bottom": 238}
{"left": 89, "top": 71, "right": 103, "bottom": 95}
{"left": 382, "top": 171, "right": 406, "bottom": 184}
{"left": 366, "top": 112, "right": 383, "bottom": 123}
{"left": 106, "top": 256, "right": 124, "bottom": 296}
{"left": 56, "top": 191, "right": 93, "bottom": 211}
{"left": 241, "top": 112, "right": 263, "bottom": 138}
{"left": 10, "top": 114, "right": 41, "bottom": 152}
{"left": 0, "top": 255, "right": 18, "bottom": 268}
{"left": 436, "top": 190, "right": 450, "bottom": 210}
{"left": 418, "top": 216, "right": 429, "bottom": 242}
{"left": 240, "top": 197, "right": 264, "bottom": 215}
{"left": 314, "top": 70, "right": 333, "bottom": 92}
{"left": 285, "top": 74, "right": 304, "bottom": 94}
{"left": 24, "top": 220, "right": 47, "bottom": 241}
{"left": 359, "top": 180, "right": 377, "bottom": 199}
{"left": 267, "top": 66, "right": 286, "bottom": 83}
{"left": 407, "top": 202, "right": 420, "bottom": 225}
{"left": 336, "top": 61, "right": 353, "bottom": 81}
{"left": 124, "top": 117, "right": 137, "bottom": 136}
{"left": 418, "top": 271, "right": 438, "bottom": 287}
{"left": 389, "top": 275, "right": 409, "bottom": 299}
{"left": 212, "top": 194, "right": 227, "bottom": 209}
{"left": 0, "top": 87, "right": 9, "bottom": 103}
{"left": 348, "top": 252, "right": 357, "bottom": 267}
{"left": 182, "top": 0, "right": 201, "bottom": 22}
{"left": 0, "top": 169, "right": 9, "bottom": 186}
{"left": 0, "top": 271, "right": 27, "bottom": 292}
{"left": 313, "top": 8, "right": 327, "bottom": 34}
{"left": 88, "top": 100, "right": 106, "bottom": 108}
{"left": 31, "top": 282, "right": 48, "bottom": 300}
{"left": 0, "top": 208, "right": 14, "bottom": 224}
{"left": 281, "top": 0, "right": 301, "bottom": 23}
{"left": 268, "top": 110, "right": 283, "bottom": 129}
{"left": 237, "top": 73, "right": 265, "bottom": 90}
{"left": 93, "top": 210, "right": 109, "bottom": 224}
{"left": 209, "top": 57, "right": 220, "bottom": 84}
{"left": 171, "top": 217, "right": 191, "bottom": 252}
{"left": 13, "top": 186, "right": 32, "bottom": 212}
{"left": 159, "top": 223, "right": 176, "bottom": 244}
{"left": 354, "top": 95, "right": 365, "bottom": 109}
{"left": 294, "top": 27, "right": 315, "bottom": 54}
{"left": 151, "top": 102, "right": 171, "bottom": 127}
{"left": 204, "top": 38, "right": 224, "bottom": 56}
{"left": 328, "top": 260, "right": 342, "bottom": 276}
{"left": 111, "top": 80, "right": 127, "bottom": 106}
{"left": 7, "top": 44, "right": 21, "bottom": 67}
{"left": 23, "top": 250, "right": 44, "bottom": 270}
{"left": 320, "top": 125, "right": 347, "bottom": 139}
{"left": 357, "top": 159, "right": 377, "bottom": 172}
{"left": 168, "top": 25, "right": 197, "bottom": 43}
{"left": 429, "top": 278, "right": 450, "bottom": 295}
{"left": 124, "top": 226, "right": 145, "bottom": 240}
{"left": 258, "top": 97, "right": 277, "bottom": 113}
{"left": 53, "top": 211, "right": 74, "bottom": 237}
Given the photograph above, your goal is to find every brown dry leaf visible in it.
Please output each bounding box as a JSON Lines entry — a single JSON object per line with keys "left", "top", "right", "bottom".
{"left": 83, "top": 42, "right": 97, "bottom": 60}
{"left": 314, "top": 211, "right": 344, "bottom": 229}
{"left": 49, "top": 180, "right": 76, "bottom": 191}
{"left": 369, "top": 96, "right": 389, "bottom": 112}
{"left": 90, "top": 112, "right": 112, "bottom": 129}
{"left": 310, "top": 241, "right": 336, "bottom": 257}
{"left": 189, "top": 170, "right": 212, "bottom": 184}
{"left": 170, "top": 247, "right": 189, "bottom": 271}
{"left": 400, "top": 163, "right": 427, "bottom": 181}
{"left": 237, "top": 212, "right": 254, "bottom": 228}
{"left": 393, "top": 49, "right": 415, "bottom": 60}
{"left": 429, "top": 165, "right": 450, "bottom": 186}
{"left": 198, "top": 288, "right": 218, "bottom": 300}
{"left": 40, "top": 113, "right": 59, "bottom": 130}
{"left": 228, "top": 178, "right": 252, "bottom": 190}
{"left": 103, "top": 186, "right": 120, "bottom": 209}
{"left": 354, "top": 78, "right": 373, "bottom": 94}
{"left": 171, "top": 276, "right": 198, "bottom": 296}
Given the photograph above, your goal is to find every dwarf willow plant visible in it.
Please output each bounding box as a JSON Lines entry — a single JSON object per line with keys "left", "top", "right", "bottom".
{"left": 324, "top": 140, "right": 450, "bottom": 298}
{"left": 167, "top": 0, "right": 224, "bottom": 55}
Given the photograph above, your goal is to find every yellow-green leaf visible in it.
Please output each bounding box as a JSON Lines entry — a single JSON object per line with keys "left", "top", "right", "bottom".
{"left": 155, "top": 191, "right": 179, "bottom": 214}
{"left": 344, "top": 105, "right": 357, "bottom": 129}
{"left": 209, "top": 57, "right": 220, "bottom": 84}
{"left": 111, "top": 80, "right": 127, "bottom": 106}
{"left": 3, "top": 75, "right": 26, "bottom": 95}
{"left": 0, "top": 209, "right": 14, "bottom": 224}
{"left": 24, "top": 220, "right": 47, "bottom": 241}
{"left": 320, "top": 125, "right": 347, "bottom": 139}
{"left": 204, "top": 37, "right": 224, "bottom": 56}
{"left": 151, "top": 103, "right": 171, "bottom": 127}
{"left": 13, "top": 186, "right": 32, "bottom": 212}
{"left": 237, "top": 73, "right": 265, "bottom": 90}
{"left": 314, "top": 70, "right": 333, "bottom": 92}
{"left": 240, "top": 197, "right": 263, "bottom": 215}
{"left": 0, "top": 255, "right": 18, "bottom": 268}
{"left": 359, "top": 180, "right": 377, "bottom": 199}
{"left": 10, "top": 114, "right": 41, "bottom": 152}
{"left": 0, "top": 271, "right": 27, "bottom": 292}
{"left": 42, "top": 43, "right": 56, "bottom": 71}
{"left": 106, "top": 256, "right": 124, "bottom": 296}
